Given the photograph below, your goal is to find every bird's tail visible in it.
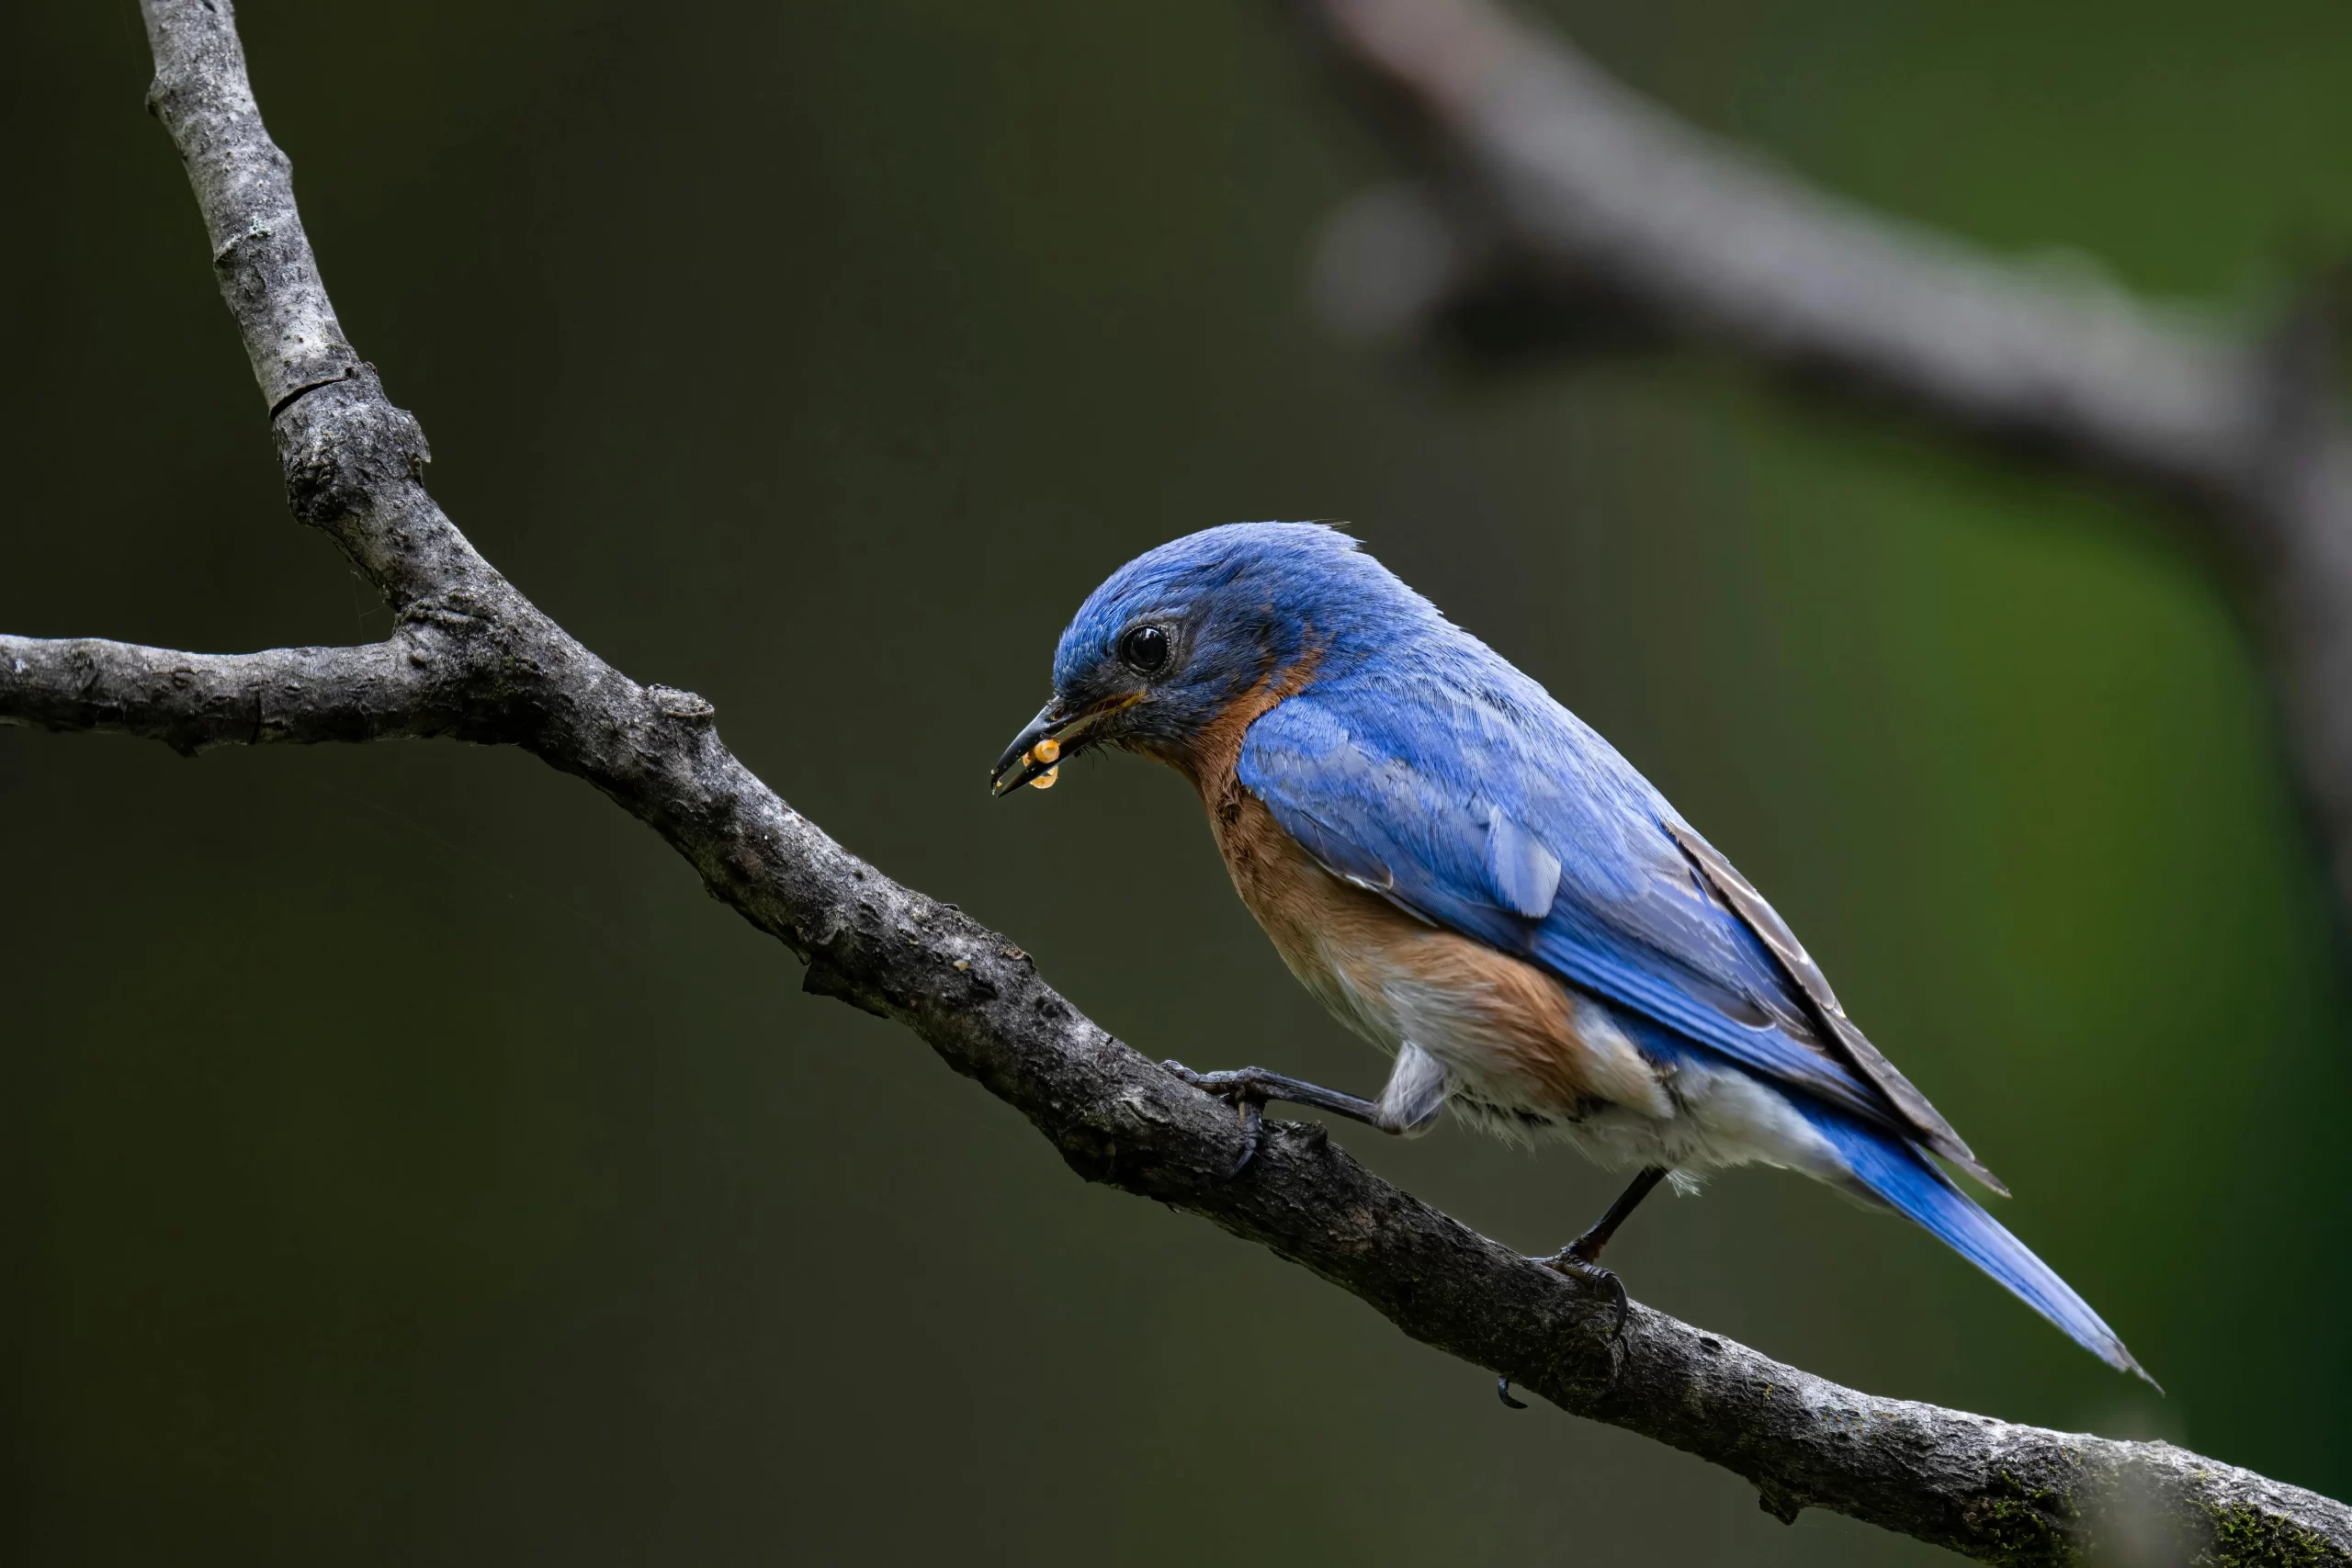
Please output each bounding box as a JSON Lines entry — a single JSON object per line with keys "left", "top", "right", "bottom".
{"left": 1797, "top": 1102, "right": 2154, "bottom": 1386}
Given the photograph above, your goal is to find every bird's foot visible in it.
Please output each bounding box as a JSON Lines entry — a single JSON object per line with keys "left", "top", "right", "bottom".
{"left": 1537, "top": 1246, "right": 1632, "bottom": 1341}
{"left": 1159, "top": 1061, "right": 1271, "bottom": 1178}
{"left": 1160, "top": 1061, "right": 1388, "bottom": 1178}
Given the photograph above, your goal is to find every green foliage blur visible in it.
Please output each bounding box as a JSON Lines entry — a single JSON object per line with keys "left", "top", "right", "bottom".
{"left": 4, "top": 1, "right": 2348, "bottom": 1562}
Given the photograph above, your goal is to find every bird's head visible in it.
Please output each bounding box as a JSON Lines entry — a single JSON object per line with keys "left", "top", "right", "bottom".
{"left": 990, "top": 522, "right": 1435, "bottom": 795}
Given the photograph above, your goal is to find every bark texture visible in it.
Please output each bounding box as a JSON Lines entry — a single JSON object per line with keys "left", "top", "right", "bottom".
{"left": 2, "top": 4, "right": 2344, "bottom": 1562}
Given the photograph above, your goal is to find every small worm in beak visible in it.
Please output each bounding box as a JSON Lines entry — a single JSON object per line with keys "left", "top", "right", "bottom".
{"left": 1030, "top": 738, "right": 1061, "bottom": 764}
{"left": 1030, "top": 765, "right": 1059, "bottom": 789}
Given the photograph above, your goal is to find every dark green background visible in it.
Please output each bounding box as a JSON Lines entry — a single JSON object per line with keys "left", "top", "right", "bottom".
{"left": 5, "top": 2, "right": 2348, "bottom": 1562}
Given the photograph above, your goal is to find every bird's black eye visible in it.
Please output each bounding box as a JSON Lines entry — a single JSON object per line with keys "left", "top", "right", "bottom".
{"left": 1119, "top": 625, "right": 1170, "bottom": 675}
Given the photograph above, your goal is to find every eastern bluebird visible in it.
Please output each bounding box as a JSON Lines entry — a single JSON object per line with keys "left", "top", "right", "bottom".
{"left": 991, "top": 523, "right": 2145, "bottom": 1382}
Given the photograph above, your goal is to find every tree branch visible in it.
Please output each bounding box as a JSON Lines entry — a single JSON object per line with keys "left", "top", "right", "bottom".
{"left": 1, "top": 3, "right": 2341, "bottom": 1561}
{"left": 0, "top": 635, "right": 463, "bottom": 753}
{"left": 1293, "top": 0, "right": 2352, "bottom": 931}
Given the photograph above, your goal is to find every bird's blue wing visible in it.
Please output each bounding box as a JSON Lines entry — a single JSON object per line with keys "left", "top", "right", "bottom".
{"left": 1238, "top": 669, "right": 1996, "bottom": 1185}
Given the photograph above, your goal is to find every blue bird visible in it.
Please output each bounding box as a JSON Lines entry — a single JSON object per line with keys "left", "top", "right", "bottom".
{"left": 990, "top": 522, "right": 2147, "bottom": 1382}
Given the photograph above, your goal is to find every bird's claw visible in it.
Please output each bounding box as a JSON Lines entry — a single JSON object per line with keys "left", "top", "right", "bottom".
{"left": 1160, "top": 1059, "right": 1269, "bottom": 1179}
{"left": 1541, "top": 1249, "right": 1633, "bottom": 1341}
{"left": 1510, "top": 1243, "right": 1632, "bottom": 1404}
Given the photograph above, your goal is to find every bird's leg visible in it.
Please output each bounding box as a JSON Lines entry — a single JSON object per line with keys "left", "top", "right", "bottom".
{"left": 1162, "top": 1043, "right": 1450, "bottom": 1177}
{"left": 1564, "top": 1166, "right": 1671, "bottom": 1265}
{"left": 1537, "top": 1166, "right": 1670, "bottom": 1338}
{"left": 1159, "top": 1062, "right": 1384, "bottom": 1176}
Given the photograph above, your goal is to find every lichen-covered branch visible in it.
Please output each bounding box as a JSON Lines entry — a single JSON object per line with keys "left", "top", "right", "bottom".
{"left": 1293, "top": 0, "right": 2352, "bottom": 934}
{"left": 0, "top": 3, "right": 2341, "bottom": 1562}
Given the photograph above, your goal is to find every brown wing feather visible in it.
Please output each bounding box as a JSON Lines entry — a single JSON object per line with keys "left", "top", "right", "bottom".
{"left": 1664, "top": 822, "right": 2008, "bottom": 1197}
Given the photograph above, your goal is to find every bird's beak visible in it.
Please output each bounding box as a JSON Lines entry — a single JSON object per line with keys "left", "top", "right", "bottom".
{"left": 989, "top": 692, "right": 1145, "bottom": 796}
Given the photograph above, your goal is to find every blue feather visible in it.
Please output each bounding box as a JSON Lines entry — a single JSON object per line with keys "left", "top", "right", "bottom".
{"left": 1795, "top": 1102, "right": 2151, "bottom": 1382}
{"left": 1240, "top": 686, "right": 1912, "bottom": 1134}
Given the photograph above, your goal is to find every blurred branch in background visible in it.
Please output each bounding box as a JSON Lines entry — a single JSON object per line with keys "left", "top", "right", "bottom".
{"left": 3, "top": 1, "right": 2347, "bottom": 1563}
{"left": 1295, "top": 0, "right": 2352, "bottom": 925}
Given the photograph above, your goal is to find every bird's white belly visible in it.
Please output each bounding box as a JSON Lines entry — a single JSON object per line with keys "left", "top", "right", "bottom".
{"left": 1542, "top": 1048, "right": 1849, "bottom": 1181}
